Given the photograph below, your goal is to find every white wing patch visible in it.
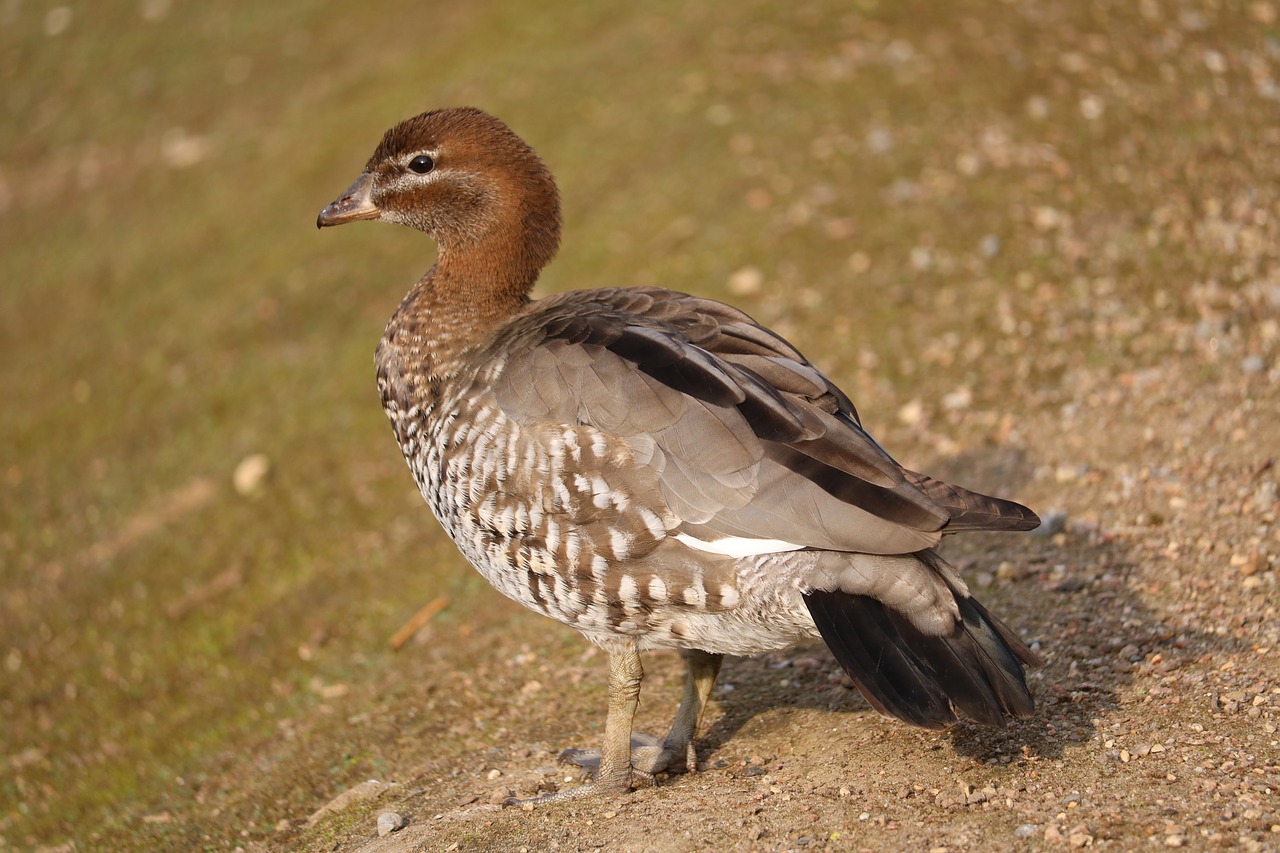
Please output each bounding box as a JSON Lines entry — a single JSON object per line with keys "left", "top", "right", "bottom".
{"left": 674, "top": 533, "right": 805, "bottom": 558}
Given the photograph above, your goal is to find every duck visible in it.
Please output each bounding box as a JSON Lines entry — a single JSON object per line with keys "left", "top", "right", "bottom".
{"left": 317, "top": 106, "right": 1042, "bottom": 804}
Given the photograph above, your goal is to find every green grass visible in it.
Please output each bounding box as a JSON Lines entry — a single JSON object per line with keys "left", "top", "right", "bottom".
{"left": 2, "top": 0, "right": 1274, "bottom": 848}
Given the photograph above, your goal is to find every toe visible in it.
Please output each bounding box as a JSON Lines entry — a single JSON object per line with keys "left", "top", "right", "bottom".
{"left": 558, "top": 748, "right": 601, "bottom": 772}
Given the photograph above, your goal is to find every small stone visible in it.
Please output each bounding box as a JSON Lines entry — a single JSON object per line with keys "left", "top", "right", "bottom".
{"left": 1242, "top": 355, "right": 1265, "bottom": 374}
{"left": 160, "top": 127, "right": 211, "bottom": 169}
{"left": 1236, "top": 552, "right": 1264, "bottom": 576}
{"left": 1165, "top": 835, "right": 1186, "bottom": 847}
{"left": 728, "top": 266, "right": 764, "bottom": 296}
{"left": 1034, "top": 509, "right": 1069, "bottom": 537}
{"left": 233, "top": 453, "right": 271, "bottom": 495}
{"left": 377, "top": 812, "right": 406, "bottom": 836}
{"left": 1015, "top": 824, "right": 1037, "bottom": 839}
{"left": 1032, "top": 206, "right": 1064, "bottom": 232}
{"left": 44, "top": 6, "right": 73, "bottom": 36}
{"left": 847, "top": 251, "right": 872, "bottom": 273}
{"left": 997, "top": 561, "right": 1028, "bottom": 581}
{"left": 1069, "top": 826, "right": 1094, "bottom": 847}
{"left": 942, "top": 387, "right": 972, "bottom": 410}
{"left": 898, "top": 399, "right": 924, "bottom": 426}
{"left": 486, "top": 768, "right": 502, "bottom": 780}
{"left": 1079, "top": 94, "right": 1105, "bottom": 120}
{"left": 488, "top": 787, "right": 513, "bottom": 804}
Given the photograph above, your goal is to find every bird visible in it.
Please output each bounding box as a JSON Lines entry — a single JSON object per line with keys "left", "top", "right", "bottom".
{"left": 317, "top": 106, "right": 1042, "bottom": 804}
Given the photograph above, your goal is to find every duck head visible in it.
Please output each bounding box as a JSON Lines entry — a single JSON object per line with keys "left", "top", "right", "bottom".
{"left": 317, "top": 107, "right": 562, "bottom": 282}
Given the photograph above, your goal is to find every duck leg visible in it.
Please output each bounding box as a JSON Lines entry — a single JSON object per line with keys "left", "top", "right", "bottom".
{"left": 634, "top": 649, "right": 723, "bottom": 775}
{"left": 507, "top": 644, "right": 644, "bottom": 805}
{"left": 560, "top": 649, "right": 722, "bottom": 777}
{"left": 593, "top": 644, "right": 645, "bottom": 792}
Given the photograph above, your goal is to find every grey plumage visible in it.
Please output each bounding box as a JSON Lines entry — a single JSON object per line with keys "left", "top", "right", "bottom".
{"left": 318, "top": 107, "right": 1041, "bottom": 803}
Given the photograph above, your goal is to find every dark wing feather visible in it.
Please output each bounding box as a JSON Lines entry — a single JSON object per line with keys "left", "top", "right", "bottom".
{"left": 902, "top": 470, "right": 1040, "bottom": 533}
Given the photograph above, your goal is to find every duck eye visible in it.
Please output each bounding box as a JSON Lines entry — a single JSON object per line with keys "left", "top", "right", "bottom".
{"left": 408, "top": 154, "right": 435, "bottom": 174}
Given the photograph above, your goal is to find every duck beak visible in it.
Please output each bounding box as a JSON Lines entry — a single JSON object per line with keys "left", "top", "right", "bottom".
{"left": 317, "top": 172, "right": 380, "bottom": 228}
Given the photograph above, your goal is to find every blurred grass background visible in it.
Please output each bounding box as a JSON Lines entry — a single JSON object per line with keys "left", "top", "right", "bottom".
{"left": 2, "top": 0, "right": 1276, "bottom": 849}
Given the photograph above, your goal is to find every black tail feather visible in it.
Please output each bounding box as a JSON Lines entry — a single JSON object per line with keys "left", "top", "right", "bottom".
{"left": 803, "top": 587, "right": 1038, "bottom": 729}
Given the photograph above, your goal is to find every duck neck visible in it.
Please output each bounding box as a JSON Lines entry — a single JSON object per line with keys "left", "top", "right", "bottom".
{"left": 386, "top": 235, "right": 541, "bottom": 381}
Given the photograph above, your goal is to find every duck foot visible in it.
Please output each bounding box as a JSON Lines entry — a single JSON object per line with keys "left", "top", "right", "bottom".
{"left": 560, "top": 730, "right": 694, "bottom": 777}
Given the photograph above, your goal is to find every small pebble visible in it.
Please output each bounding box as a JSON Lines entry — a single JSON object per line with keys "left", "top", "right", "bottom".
{"left": 1235, "top": 552, "right": 1263, "bottom": 576}
{"left": 377, "top": 812, "right": 406, "bottom": 836}
{"left": 1015, "top": 824, "right": 1037, "bottom": 839}
{"left": 728, "top": 266, "right": 764, "bottom": 296}
{"left": 997, "top": 561, "right": 1029, "bottom": 581}
{"left": 1034, "top": 509, "right": 1069, "bottom": 537}
{"left": 1069, "top": 829, "right": 1094, "bottom": 847}
{"left": 232, "top": 453, "right": 271, "bottom": 495}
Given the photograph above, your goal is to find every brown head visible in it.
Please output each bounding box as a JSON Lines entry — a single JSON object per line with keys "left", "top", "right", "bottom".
{"left": 318, "top": 107, "right": 562, "bottom": 291}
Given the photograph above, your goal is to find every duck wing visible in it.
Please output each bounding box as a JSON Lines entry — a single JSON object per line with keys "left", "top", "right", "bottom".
{"left": 489, "top": 287, "right": 1035, "bottom": 556}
